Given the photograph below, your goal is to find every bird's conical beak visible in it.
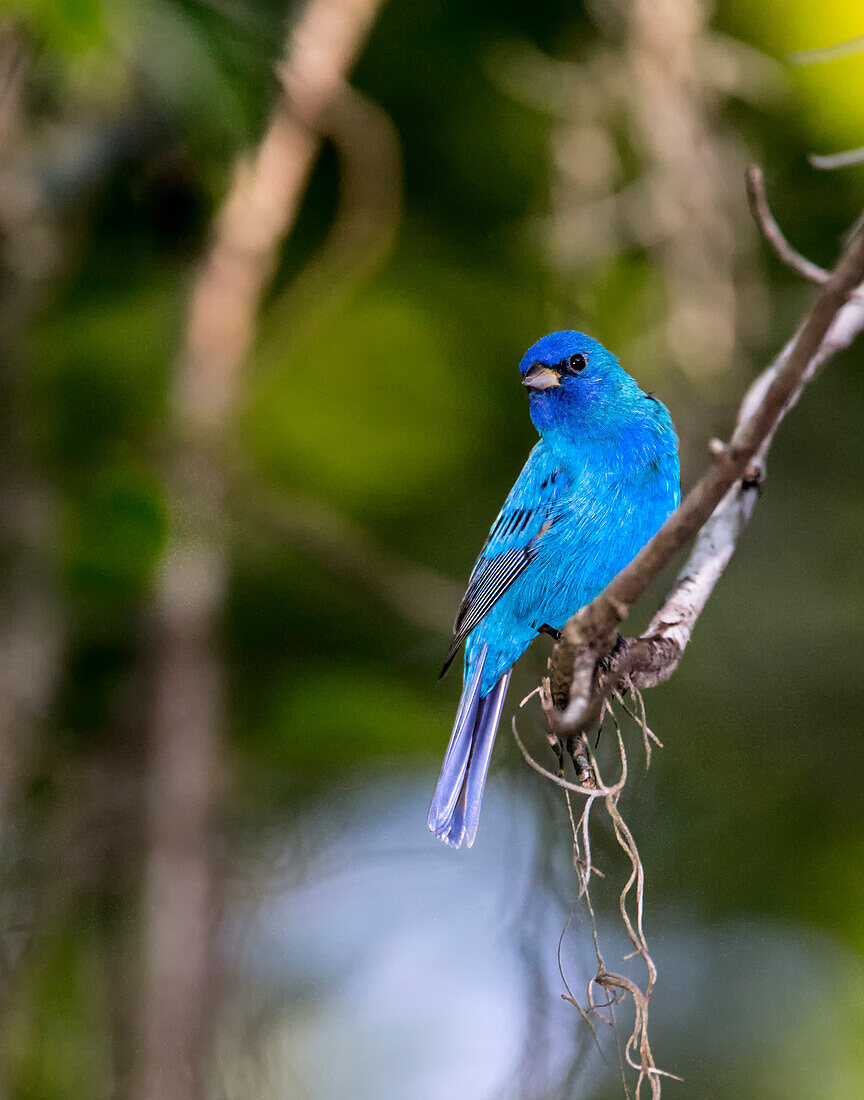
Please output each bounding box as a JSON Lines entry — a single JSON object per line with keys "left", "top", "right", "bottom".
{"left": 522, "top": 363, "right": 561, "bottom": 391}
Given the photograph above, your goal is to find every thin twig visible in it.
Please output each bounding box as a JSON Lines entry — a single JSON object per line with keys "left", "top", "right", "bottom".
{"left": 809, "top": 145, "right": 864, "bottom": 172}
{"left": 745, "top": 165, "right": 832, "bottom": 285}
{"left": 511, "top": 718, "right": 606, "bottom": 797}
{"left": 788, "top": 34, "right": 864, "bottom": 66}
{"left": 514, "top": 699, "right": 672, "bottom": 1097}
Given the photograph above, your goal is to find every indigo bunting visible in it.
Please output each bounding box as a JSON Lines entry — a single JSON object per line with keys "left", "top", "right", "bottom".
{"left": 429, "top": 331, "right": 680, "bottom": 848}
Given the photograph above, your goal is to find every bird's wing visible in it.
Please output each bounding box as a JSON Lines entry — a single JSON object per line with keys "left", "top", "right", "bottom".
{"left": 440, "top": 446, "right": 568, "bottom": 677}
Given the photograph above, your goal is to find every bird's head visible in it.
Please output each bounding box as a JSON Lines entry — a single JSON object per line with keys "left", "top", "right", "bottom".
{"left": 518, "top": 330, "right": 635, "bottom": 435}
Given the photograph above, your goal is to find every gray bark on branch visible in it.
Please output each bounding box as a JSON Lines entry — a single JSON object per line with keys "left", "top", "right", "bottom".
{"left": 549, "top": 181, "right": 864, "bottom": 734}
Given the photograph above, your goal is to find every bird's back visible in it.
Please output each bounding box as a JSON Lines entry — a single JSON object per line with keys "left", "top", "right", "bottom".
{"left": 467, "top": 400, "right": 679, "bottom": 689}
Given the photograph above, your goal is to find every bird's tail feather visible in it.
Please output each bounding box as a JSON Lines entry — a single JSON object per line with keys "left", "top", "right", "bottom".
{"left": 428, "top": 645, "right": 512, "bottom": 848}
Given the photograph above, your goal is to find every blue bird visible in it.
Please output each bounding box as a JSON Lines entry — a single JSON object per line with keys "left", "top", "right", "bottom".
{"left": 429, "top": 331, "right": 680, "bottom": 848}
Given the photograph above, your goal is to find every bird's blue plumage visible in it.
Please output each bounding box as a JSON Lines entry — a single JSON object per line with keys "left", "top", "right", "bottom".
{"left": 429, "top": 331, "right": 680, "bottom": 848}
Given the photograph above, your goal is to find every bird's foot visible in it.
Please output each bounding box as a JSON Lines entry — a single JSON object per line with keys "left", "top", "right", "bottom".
{"left": 598, "top": 632, "right": 629, "bottom": 674}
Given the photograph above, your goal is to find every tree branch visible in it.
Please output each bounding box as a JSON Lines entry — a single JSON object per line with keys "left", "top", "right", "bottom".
{"left": 549, "top": 179, "right": 864, "bottom": 734}
{"left": 134, "top": 2, "right": 384, "bottom": 1098}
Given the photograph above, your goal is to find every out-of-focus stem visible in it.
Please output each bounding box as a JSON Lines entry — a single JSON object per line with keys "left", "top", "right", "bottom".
{"left": 134, "top": 2, "right": 385, "bottom": 1098}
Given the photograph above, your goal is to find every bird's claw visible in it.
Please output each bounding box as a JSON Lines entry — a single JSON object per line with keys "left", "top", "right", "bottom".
{"left": 598, "top": 632, "right": 628, "bottom": 673}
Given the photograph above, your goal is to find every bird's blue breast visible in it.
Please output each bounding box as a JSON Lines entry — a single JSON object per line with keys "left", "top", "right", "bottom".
{"left": 465, "top": 408, "right": 679, "bottom": 694}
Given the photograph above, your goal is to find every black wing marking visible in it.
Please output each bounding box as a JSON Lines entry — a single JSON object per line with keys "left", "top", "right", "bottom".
{"left": 439, "top": 514, "right": 554, "bottom": 680}
{"left": 454, "top": 545, "right": 537, "bottom": 640}
{"left": 439, "top": 446, "right": 568, "bottom": 680}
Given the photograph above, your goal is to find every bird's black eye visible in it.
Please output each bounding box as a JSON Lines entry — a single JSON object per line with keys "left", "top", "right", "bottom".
{"left": 568, "top": 353, "right": 587, "bottom": 373}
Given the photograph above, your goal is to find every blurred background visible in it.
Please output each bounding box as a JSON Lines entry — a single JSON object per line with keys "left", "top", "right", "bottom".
{"left": 1, "top": 0, "right": 863, "bottom": 1097}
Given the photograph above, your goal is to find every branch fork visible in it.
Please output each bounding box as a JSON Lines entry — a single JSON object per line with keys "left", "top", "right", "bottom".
{"left": 546, "top": 168, "right": 864, "bottom": 736}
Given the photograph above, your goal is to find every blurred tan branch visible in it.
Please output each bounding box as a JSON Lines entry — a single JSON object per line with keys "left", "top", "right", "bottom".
{"left": 135, "top": 2, "right": 386, "bottom": 1098}
{"left": 547, "top": 175, "right": 864, "bottom": 735}
{"left": 179, "top": 0, "right": 388, "bottom": 430}
{"left": 230, "top": 473, "right": 460, "bottom": 634}
{"left": 267, "top": 82, "right": 402, "bottom": 341}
